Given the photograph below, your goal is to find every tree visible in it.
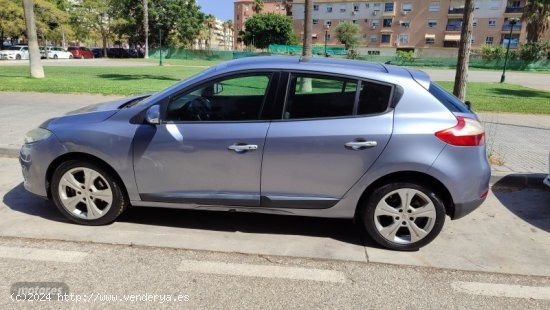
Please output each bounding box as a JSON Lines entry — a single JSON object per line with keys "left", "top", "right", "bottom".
{"left": 282, "top": 0, "right": 292, "bottom": 16}
{"left": 70, "top": 0, "right": 116, "bottom": 58}
{"left": 143, "top": 0, "right": 148, "bottom": 58}
{"left": 240, "top": 13, "right": 294, "bottom": 49}
{"left": 302, "top": 0, "right": 312, "bottom": 57}
{"left": 335, "top": 21, "right": 360, "bottom": 57}
{"left": 222, "top": 20, "right": 233, "bottom": 50}
{"left": 204, "top": 14, "right": 216, "bottom": 51}
{"left": 0, "top": 0, "right": 25, "bottom": 44}
{"left": 22, "top": 0, "right": 44, "bottom": 78}
{"left": 253, "top": 0, "right": 264, "bottom": 14}
{"left": 522, "top": 0, "right": 550, "bottom": 43}
{"left": 453, "top": 0, "right": 474, "bottom": 101}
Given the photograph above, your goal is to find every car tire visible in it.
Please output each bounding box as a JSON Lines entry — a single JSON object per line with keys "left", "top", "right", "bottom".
{"left": 51, "top": 160, "right": 128, "bottom": 225}
{"left": 54, "top": 54, "right": 58, "bottom": 59}
{"left": 16, "top": 54, "right": 21, "bottom": 60}
{"left": 361, "top": 182, "right": 446, "bottom": 251}
{"left": 69, "top": 55, "right": 73, "bottom": 59}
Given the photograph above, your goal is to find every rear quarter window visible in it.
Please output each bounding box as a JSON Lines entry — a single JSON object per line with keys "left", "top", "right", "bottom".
{"left": 428, "top": 83, "right": 469, "bottom": 113}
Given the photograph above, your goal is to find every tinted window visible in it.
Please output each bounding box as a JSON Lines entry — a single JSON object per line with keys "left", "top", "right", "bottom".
{"left": 429, "top": 83, "right": 469, "bottom": 112}
{"left": 284, "top": 74, "right": 358, "bottom": 119}
{"left": 357, "top": 81, "right": 392, "bottom": 115}
{"left": 166, "top": 74, "right": 272, "bottom": 122}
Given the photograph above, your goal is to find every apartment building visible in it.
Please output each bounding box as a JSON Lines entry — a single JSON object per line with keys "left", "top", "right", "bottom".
{"left": 291, "top": 0, "right": 550, "bottom": 52}
{"left": 234, "top": 0, "right": 291, "bottom": 49}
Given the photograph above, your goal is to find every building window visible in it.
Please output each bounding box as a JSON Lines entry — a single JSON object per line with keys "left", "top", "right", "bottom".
{"left": 352, "top": 20, "right": 357, "bottom": 24}
{"left": 314, "top": 4, "right": 319, "bottom": 11}
{"left": 370, "top": 35, "right": 378, "bottom": 43}
{"left": 427, "top": 19, "right": 437, "bottom": 28}
{"left": 471, "top": 36, "right": 475, "bottom": 44}
{"left": 326, "top": 34, "right": 331, "bottom": 40}
{"left": 327, "top": 6, "right": 333, "bottom": 13}
{"left": 488, "top": 19, "right": 497, "bottom": 27}
{"left": 425, "top": 37, "right": 435, "bottom": 44}
{"left": 490, "top": 0, "right": 501, "bottom": 10}
{"left": 485, "top": 36, "right": 494, "bottom": 45}
{"left": 326, "top": 20, "right": 332, "bottom": 27}
{"left": 400, "top": 20, "right": 411, "bottom": 28}
{"left": 429, "top": 1, "right": 440, "bottom": 12}
{"left": 313, "top": 19, "right": 319, "bottom": 25}
{"left": 399, "top": 34, "right": 409, "bottom": 45}
{"left": 381, "top": 34, "right": 391, "bottom": 43}
{"left": 371, "top": 19, "right": 380, "bottom": 27}
{"left": 473, "top": 19, "right": 478, "bottom": 27}
{"left": 340, "top": 5, "right": 346, "bottom": 13}
{"left": 402, "top": 3, "right": 413, "bottom": 12}
{"left": 383, "top": 18, "right": 393, "bottom": 27}
{"left": 384, "top": 2, "right": 394, "bottom": 12}
{"left": 354, "top": 4, "right": 360, "bottom": 12}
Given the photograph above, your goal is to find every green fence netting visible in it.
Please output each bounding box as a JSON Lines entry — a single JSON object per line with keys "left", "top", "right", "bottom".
{"left": 268, "top": 44, "right": 348, "bottom": 56}
{"left": 149, "top": 48, "right": 270, "bottom": 60}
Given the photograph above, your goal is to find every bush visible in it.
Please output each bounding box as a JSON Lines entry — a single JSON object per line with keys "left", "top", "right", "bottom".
{"left": 480, "top": 44, "right": 505, "bottom": 60}
{"left": 396, "top": 50, "right": 415, "bottom": 62}
{"left": 518, "top": 42, "right": 549, "bottom": 61}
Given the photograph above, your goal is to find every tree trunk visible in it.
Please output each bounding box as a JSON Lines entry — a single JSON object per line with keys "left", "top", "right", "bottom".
{"left": 102, "top": 33, "right": 108, "bottom": 59}
{"left": 453, "top": 0, "right": 474, "bottom": 101}
{"left": 22, "top": 0, "right": 44, "bottom": 78}
{"left": 143, "top": 0, "right": 149, "bottom": 58}
{"left": 302, "top": 0, "right": 313, "bottom": 58}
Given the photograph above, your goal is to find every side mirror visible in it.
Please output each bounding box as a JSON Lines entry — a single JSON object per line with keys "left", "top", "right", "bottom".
{"left": 213, "top": 82, "right": 223, "bottom": 95}
{"left": 465, "top": 101, "right": 472, "bottom": 111}
{"left": 146, "top": 105, "right": 160, "bottom": 125}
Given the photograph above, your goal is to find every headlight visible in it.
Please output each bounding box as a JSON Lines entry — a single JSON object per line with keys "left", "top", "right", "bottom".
{"left": 24, "top": 128, "right": 52, "bottom": 144}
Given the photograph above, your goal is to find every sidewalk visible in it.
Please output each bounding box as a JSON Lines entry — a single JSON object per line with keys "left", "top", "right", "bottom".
{"left": 0, "top": 92, "right": 548, "bottom": 175}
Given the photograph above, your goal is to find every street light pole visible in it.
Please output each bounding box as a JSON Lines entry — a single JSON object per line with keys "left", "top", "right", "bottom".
{"left": 324, "top": 25, "right": 330, "bottom": 57}
{"left": 158, "top": 25, "right": 163, "bottom": 66}
{"left": 500, "top": 18, "right": 518, "bottom": 83}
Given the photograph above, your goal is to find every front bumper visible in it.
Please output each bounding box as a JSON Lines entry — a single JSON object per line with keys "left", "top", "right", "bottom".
{"left": 20, "top": 134, "right": 66, "bottom": 198}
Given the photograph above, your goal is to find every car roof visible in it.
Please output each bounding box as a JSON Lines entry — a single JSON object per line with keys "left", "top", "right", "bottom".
{"left": 212, "top": 56, "right": 424, "bottom": 84}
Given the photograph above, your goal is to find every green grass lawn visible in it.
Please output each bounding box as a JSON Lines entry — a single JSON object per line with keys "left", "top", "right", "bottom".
{"left": 0, "top": 65, "right": 549, "bottom": 114}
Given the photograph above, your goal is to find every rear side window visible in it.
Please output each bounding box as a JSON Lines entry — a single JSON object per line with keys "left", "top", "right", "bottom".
{"left": 285, "top": 74, "right": 358, "bottom": 119}
{"left": 357, "top": 81, "right": 392, "bottom": 115}
{"left": 429, "top": 83, "right": 469, "bottom": 112}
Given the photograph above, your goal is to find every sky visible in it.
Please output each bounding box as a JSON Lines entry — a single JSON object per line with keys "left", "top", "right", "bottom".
{"left": 196, "top": 0, "right": 234, "bottom": 21}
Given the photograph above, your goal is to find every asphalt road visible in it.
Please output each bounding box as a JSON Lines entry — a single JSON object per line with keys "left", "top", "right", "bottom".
{"left": 1, "top": 237, "right": 549, "bottom": 309}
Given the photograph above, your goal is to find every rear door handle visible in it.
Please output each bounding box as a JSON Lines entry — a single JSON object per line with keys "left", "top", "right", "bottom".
{"left": 228, "top": 144, "right": 258, "bottom": 153}
{"left": 345, "top": 140, "right": 378, "bottom": 150}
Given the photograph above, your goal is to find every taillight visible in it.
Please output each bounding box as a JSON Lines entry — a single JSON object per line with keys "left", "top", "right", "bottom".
{"left": 435, "top": 116, "right": 485, "bottom": 146}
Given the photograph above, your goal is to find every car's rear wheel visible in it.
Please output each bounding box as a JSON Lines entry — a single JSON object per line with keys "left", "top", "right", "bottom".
{"left": 361, "top": 182, "right": 446, "bottom": 251}
{"left": 51, "top": 160, "right": 127, "bottom": 225}
{"left": 53, "top": 54, "right": 58, "bottom": 59}
{"left": 16, "top": 54, "right": 21, "bottom": 60}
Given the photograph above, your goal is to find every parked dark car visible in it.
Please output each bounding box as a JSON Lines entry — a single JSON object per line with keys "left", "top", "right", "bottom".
{"left": 68, "top": 46, "right": 94, "bottom": 59}
{"left": 106, "top": 48, "right": 131, "bottom": 58}
{"left": 91, "top": 48, "right": 104, "bottom": 58}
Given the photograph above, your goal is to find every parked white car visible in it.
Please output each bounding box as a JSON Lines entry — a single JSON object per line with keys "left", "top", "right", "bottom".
{"left": 44, "top": 47, "right": 73, "bottom": 59}
{"left": 0, "top": 45, "right": 29, "bottom": 60}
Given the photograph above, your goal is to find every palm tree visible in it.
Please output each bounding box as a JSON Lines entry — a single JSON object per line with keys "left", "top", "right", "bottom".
{"left": 204, "top": 14, "right": 217, "bottom": 51}
{"left": 522, "top": 0, "right": 550, "bottom": 43}
{"left": 253, "top": 0, "right": 264, "bottom": 14}
{"left": 222, "top": 20, "right": 234, "bottom": 50}
{"left": 143, "top": 0, "right": 149, "bottom": 58}
{"left": 302, "top": 0, "right": 312, "bottom": 57}
{"left": 22, "top": 0, "right": 44, "bottom": 78}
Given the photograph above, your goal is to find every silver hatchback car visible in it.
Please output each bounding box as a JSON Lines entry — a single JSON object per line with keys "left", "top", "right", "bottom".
{"left": 20, "top": 57, "right": 490, "bottom": 250}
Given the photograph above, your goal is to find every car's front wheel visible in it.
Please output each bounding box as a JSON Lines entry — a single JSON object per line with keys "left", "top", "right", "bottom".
{"left": 51, "top": 160, "right": 127, "bottom": 225}
{"left": 361, "top": 182, "right": 446, "bottom": 251}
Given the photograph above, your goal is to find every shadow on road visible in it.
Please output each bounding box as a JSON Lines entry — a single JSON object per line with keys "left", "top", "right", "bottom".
{"left": 2, "top": 183, "right": 374, "bottom": 248}
{"left": 492, "top": 175, "right": 550, "bottom": 233}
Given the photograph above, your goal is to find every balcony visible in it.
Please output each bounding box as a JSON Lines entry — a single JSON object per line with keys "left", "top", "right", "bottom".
{"left": 448, "top": 7, "right": 464, "bottom": 15}
{"left": 446, "top": 23, "right": 463, "bottom": 31}
{"left": 505, "top": 7, "right": 524, "bottom": 13}
{"left": 502, "top": 23, "right": 522, "bottom": 32}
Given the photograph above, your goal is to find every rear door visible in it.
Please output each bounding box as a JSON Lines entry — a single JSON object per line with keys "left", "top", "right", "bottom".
{"left": 260, "top": 72, "right": 395, "bottom": 208}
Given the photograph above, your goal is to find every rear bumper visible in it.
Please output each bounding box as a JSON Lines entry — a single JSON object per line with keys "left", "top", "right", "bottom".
{"left": 452, "top": 198, "right": 486, "bottom": 220}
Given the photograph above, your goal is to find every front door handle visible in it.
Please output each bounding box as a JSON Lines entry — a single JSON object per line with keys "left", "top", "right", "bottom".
{"left": 345, "top": 140, "right": 378, "bottom": 150}
{"left": 228, "top": 144, "right": 258, "bottom": 153}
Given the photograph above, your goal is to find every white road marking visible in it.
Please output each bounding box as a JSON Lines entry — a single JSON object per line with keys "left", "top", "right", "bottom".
{"left": 0, "top": 246, "right": 87, "bottom": 263}
{"left": 452, "top": 281, "right": 550, "bottom": 300}
{"left": 178, "top": 259, "right": 346, "bottom": 283}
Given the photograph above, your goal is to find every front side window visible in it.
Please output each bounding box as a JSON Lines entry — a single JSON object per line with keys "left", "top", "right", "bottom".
{"left": 166, "top": 74, "right": 272, "bottom": 122}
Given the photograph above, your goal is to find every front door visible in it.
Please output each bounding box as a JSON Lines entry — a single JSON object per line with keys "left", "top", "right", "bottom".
{"left": 133, "top": 73, "right": 276, "bottom": 207}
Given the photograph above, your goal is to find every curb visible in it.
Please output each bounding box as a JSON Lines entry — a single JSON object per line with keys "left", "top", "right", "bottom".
{"left": 1, "top": 146, "right": 547, "bottom": 190}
